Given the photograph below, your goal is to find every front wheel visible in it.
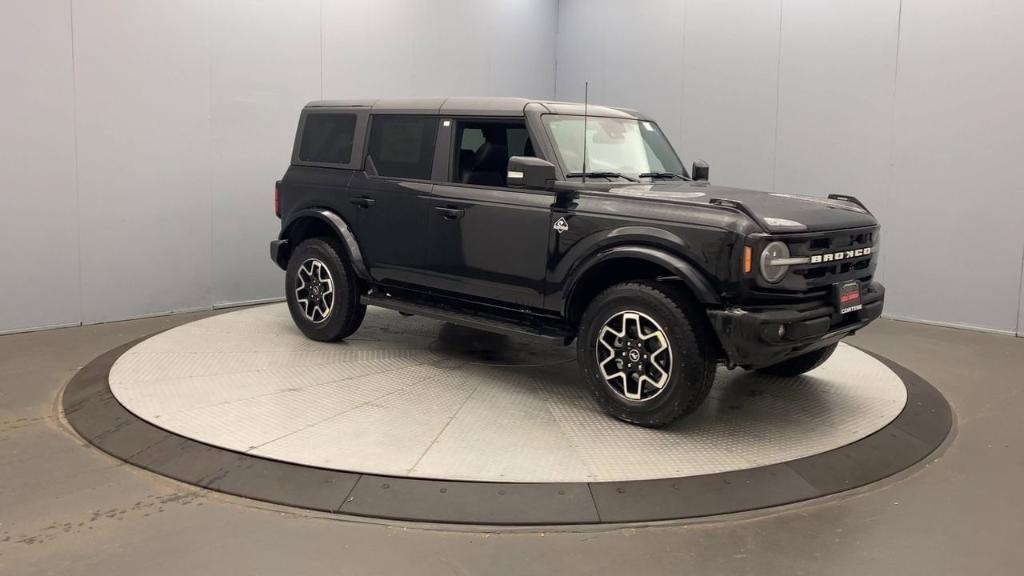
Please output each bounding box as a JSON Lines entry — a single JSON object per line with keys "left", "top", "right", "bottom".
{"left": 755, "top": 343, "right": 838, "bottom": 377}
{"left": 285, "top": 238, "right": 366, "bottom": 342}
{"left": 577, "top": 281, "right": 717, "bottom": 427}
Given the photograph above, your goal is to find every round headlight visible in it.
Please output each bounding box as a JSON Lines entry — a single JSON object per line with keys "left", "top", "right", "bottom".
{"left": 760, "top": 241, "right": 790, "bottom": 283}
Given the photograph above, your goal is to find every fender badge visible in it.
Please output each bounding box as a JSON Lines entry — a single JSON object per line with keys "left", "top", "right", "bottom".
{"left": 553, "top": 217, "right": 569, "bottom": 234}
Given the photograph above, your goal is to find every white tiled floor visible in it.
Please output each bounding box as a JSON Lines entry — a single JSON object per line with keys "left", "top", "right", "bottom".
{"left": 109, "top": 304, "right": 907, "bottom": 482}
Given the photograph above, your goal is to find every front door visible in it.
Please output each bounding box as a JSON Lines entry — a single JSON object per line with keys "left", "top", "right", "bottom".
{"left": 347, "top": 115, "right": 439, "bottom": 289}
{"left": 426, "top": 119, "right": 553, "bottom": 309}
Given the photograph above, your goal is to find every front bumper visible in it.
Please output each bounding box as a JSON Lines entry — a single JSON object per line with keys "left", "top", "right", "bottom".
{"left": 707, "top": 281, "right": 884, "bottom": 369}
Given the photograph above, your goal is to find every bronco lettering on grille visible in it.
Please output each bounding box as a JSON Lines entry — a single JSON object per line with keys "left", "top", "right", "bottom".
{"left": 809, "top": 246, "right": 872, "bottom": 264}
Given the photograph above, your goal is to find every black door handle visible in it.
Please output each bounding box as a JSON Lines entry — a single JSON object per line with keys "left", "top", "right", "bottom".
{"left": 434, "top": 206, "right": 465, "bottom": 220}
{"left": 350, "top": 196, "right": 376, "bottom": 208}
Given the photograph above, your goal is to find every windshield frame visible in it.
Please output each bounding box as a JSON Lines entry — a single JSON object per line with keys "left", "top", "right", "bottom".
{"left": 540, "top": 114, "right": 687, "bottom": 181}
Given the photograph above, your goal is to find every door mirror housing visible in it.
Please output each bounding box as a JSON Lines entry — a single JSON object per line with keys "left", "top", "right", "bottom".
{"left": 692, "top": 159, "right": 709, "bottom": 181}
{"left": 507, "top": 156, "right": 556, "bottom": 189}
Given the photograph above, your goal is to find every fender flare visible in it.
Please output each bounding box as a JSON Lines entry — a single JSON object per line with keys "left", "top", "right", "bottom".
{"left": 279, "top": 208, "right": 370, "bottom": 280}
{"left": 564, "top": 245, "right": 721, "bottom": 315}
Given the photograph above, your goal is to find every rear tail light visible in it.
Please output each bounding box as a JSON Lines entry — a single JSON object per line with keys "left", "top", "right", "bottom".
{"left": 274, "top": 182, "right": 281, "bottom": 217}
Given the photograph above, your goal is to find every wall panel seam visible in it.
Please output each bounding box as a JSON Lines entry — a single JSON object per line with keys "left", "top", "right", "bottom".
{"left": 319, "top": 0, "right": 325, "bottom": 100}
{"left": 881, "top": 0, "right": 903, "bottom": 289}
{"left": 553, "top": 0, "right": 561, "bottom": 99}
{"left": 207, "top": 0, "right": 215, "bottom": 312}
{"left": 770, "top": 0, "right": 784, "bottom": 192}
{"left": 678, "top": 0, "right": 687, "bottom": 156}
{"left": 69, "top": 0, "right": 84, "bottom": 329}
{"left": 1016, "top": 241, "right": 1024, "bottom": 336}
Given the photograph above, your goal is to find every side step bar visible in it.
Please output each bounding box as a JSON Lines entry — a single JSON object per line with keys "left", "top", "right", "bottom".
{"left": 360, "top": 294, "right": 573, "bottom": 345}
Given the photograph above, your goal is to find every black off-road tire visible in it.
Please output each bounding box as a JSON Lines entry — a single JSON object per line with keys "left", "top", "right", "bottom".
{"left": 577, "top": 281, "right": 717, "bottom": 427}
{"left": 756, "top": 343, "right": 838, "bottom": 377}
{"left": 285, "top": 237, "right": 366, "bottom": 342}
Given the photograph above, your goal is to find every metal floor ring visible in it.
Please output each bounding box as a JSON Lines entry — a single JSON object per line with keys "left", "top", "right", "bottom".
{"left": 107, "top": 304, "right": 907, "bottom": 483}
{"left": 63, "top": 303, "right": 953, "bottom": 525}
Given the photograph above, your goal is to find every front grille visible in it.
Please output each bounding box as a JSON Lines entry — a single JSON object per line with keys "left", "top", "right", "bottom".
{"left": 784, "top": 227, "right": 877, "bottom": 290}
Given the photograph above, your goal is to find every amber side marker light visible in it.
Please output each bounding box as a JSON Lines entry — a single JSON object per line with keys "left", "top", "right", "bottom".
{"left": 743, "top": 246, "right": 753, "bottom": 274}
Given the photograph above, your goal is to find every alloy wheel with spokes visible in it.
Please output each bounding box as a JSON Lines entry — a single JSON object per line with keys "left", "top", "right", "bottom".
{"left": 294, "top": 258, "right": 335, "bottom": 323}
{"left": 285, "top": 237, "right": 366, "bottom": 342}
{"left": 578, "top": 281, "right": 716, "bottom": 427}
{"left": 596, "top": 310, "right": 673, "bottom": 401}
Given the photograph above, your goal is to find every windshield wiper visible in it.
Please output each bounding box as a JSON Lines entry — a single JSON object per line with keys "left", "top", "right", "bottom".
{"left": 566, "top": 171, "right": 639, "bottom": 183}
{"left": 638, "top": 172, "right": 691, "bottom": 181}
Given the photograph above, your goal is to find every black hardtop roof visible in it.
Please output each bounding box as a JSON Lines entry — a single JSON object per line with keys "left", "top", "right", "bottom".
{"left": 304, "top": 97, "right": 649, "bottom": 120}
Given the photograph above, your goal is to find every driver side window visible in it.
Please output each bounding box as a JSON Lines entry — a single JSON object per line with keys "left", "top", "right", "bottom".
{"left": 453, "top": 120, "right": 533, "bottom": 187}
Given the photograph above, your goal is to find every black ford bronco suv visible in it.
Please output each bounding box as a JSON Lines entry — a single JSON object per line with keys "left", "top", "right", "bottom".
{"left": 271, "top": 97, "right": 883, "bottom": 427}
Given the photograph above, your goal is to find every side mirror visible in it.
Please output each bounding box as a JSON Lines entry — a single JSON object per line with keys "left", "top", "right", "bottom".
{"left": 692, "top": 159, "right": 709, "bottom": 181}
{"left": 508, "top": 156, "right": 556, "bottom": 189}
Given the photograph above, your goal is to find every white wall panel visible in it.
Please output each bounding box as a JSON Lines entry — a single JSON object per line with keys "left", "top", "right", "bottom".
{"left": 555, "top": 0, "right": 1024, "bottom": 334}
{"left": 773, "top": 0, "right": 899, "bottom": 213}
{"left": 323, "top": 0, "right": 555, "bottom": 100}
{"left": 604, "top": 0, "right": 685, "bottom": 149}
{"left": 321, "top": 0, "right": 480, "bottom": 97}
{"left": 482, "top": 0, "right": 558, "bottom": 99}
{"left": 885, "top": 0, "right": 1024, "bottom": 333}
{"left": 773, "top": 0, "right": 900, "bottom": 284}
{"left": 0, "top": 0, "right": 80, "bottom": 333}
{"left": 209, "top": 0, "right": 321, "bottom": 306}
{"left": 558, "top": 0, "right": 782, "bottom": 188}
{"left": 0, "top": 0, "right": 558, "bottom": 333}
{"left": 555, "top": 0, "right": 612, "bottom": 105}
{"left": 73, "top": 0, "right": 213, "bottom": 323}
{"left": 680, "top": 0, "right": 781, "bottom": 191}
{"left": 5, "top": 0, "right": 1021, "bottom": 335}
{"left": 1019, "top": 250, "right": 1024, "bottom": 336}
{"left": 556, "top": 0, "right": 685, "bottom": 148}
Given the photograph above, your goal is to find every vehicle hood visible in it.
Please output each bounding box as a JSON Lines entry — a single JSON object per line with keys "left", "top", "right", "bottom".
{"left": 606, "top": 182, "right": 878, "bottom": 233}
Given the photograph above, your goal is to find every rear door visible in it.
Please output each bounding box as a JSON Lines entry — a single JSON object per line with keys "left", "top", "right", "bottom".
{"left": 346, "top": 115, "right": 439, "bottom": 289}
{"left": 425, "top": 118, "right": 553, "bottom": 308}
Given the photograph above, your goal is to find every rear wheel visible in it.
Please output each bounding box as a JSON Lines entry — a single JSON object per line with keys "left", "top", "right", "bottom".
{"left": 756, "top": 343, "right": 837, "bottom": 377}
{"left": 285, "top": 238, "right": 366, "bottom": 341}
{"left": 577, "top": 281, "right": 717, "bottom": 427}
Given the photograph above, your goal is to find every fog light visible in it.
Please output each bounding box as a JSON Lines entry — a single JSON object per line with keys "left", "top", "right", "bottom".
{"left": 778, "top": 324, "right": 786, "bottom": 338}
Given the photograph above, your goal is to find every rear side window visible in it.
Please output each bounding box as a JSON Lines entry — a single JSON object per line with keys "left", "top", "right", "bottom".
{"left": 367, "top": 116, "right": 438, "bottom": 179}
{"left": 298, "top": 113, "right": 357, "bottom": 164}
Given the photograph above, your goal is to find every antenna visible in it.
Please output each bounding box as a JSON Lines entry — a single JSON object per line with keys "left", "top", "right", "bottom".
{"left": 582, "top": 81, "right": 589, "bottom": 183}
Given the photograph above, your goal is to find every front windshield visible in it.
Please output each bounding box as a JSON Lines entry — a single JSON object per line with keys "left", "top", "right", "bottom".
{"left": 543, "top": 115, "right": 685, "bottom": 179}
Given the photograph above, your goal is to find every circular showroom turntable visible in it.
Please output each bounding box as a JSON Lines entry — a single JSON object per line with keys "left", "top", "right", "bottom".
{"left": 63, "top": 303, "right": 951, "bottom": 526}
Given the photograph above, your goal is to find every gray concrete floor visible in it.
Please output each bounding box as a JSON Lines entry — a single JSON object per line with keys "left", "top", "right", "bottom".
{"left": 1, "top": 310, "right": 1022, "bottom": 575}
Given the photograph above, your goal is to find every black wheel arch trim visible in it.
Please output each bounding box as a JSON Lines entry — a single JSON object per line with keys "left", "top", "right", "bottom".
{"left": 562, "top": 244, "right": 721, "bottom": 318}
{"left": 279, "top": 208, "right": 370, "bottom": 280}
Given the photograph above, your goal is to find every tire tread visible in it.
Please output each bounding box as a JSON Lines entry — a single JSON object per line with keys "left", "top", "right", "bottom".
{"left": 578, "top": 280, "right": 717, "bottom": 427}
{"left": 286, "top": 237, "right": 366, "bottom": 342}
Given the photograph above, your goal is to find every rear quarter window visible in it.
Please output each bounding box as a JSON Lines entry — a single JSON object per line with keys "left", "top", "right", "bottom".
{"left": 367, "top": 116, "right": 438, "bottom": 180}
{"left": 298, "top": 113, "right": 358, "bottom": 164}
